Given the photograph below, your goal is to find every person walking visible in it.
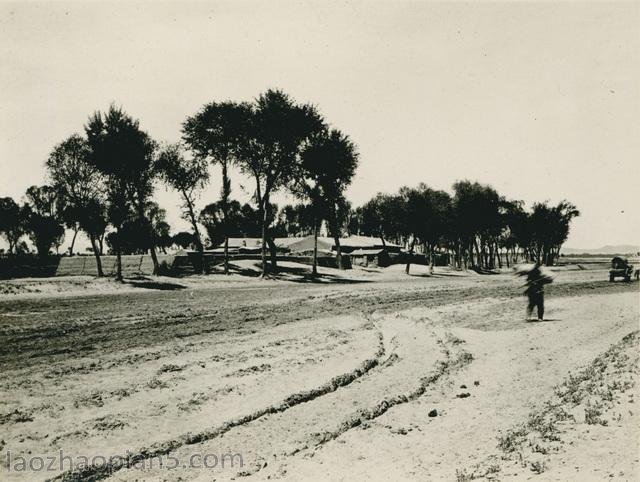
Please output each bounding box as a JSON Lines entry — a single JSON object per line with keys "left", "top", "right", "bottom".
{"left": 523, "top": 262, "right": 553, "bottom": 321}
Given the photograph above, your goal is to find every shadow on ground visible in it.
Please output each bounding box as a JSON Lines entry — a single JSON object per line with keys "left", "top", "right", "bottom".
{"left": 125, "top": 277, "right": 186, "bottom": 291}
{"left": 217, "top": 262, "right": 372, "bottom": 284}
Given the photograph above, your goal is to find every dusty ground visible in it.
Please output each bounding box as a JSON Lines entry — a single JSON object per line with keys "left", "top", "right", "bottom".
{"left": 0, "top": 262, "right": 637, "bottom": 481}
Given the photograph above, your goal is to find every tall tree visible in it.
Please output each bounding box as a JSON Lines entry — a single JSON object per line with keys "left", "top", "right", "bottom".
{"left": 234, "top": 89, "right": 324, "bottom": 276}
{"left": 298, "top": 129, "right": 358, "bottom": 270}
{"left": 183, "top": 101, "right": 252, "bottom": 275}
{"left": 399, "top": 184, "right": 452, "bottom": 274}
{"left": 85, "top": 106, "right": 159, "bottom": 280}
{"left": 529, "top": 201, "right": 580, "bottom": 265}
{"left": 359, "top": 193, "right": 404, "bottom": 246}
{"left": 157, "top": 143, "right": 209, "bottom": 272}
{"left": 452, "top": 181, "right": 501, "bottom": 269}
{"left": 46, "top": 133, "right": 107, "bottom": 273}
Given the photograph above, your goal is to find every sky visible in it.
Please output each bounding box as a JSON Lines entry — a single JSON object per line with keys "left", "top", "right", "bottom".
{"left": 1, "top": 1, "right": 638, "bottom": 251}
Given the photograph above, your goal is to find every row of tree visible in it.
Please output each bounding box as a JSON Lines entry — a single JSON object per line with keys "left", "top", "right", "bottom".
{"left": 1, "top": 178, "right": 580, "bottom": 277}
{"left": 347, "top": 181, "right": 579, "bottom": 272}
{"left": 0, "top": 89, "right": 359, "bottom": 279}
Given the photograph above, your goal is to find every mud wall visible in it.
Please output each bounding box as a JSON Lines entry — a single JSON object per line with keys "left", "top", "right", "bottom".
{"left": 0, "top": 254, "right": 176, "bottom": 279}
{"left": 55, "top": 255, "right": 176, "bottom": 277}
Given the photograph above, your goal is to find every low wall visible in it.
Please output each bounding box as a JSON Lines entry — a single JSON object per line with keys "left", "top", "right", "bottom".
{"left": 56, "top": 254, "right": 176, "bottom": 277}
{"left": 0, "top": 255, "right": 61, "bottom": 279}
{"left": 0, "top": 254, "right": 176, "bottom": 279}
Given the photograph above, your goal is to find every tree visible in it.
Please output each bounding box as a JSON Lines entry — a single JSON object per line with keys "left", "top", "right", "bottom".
{"left": 147, "top": 202, "right": 171, "bottom": 255}
{"left": 198, "top": 200, "right": 268, "bottom": 247}
{"left": 157, "top": 143, "right": 209, "bottom": 272}
{"left": 59, "top": 203, "right": 81, "bottom": 255}
{"left": 155, "top": 221, "right": 172, "bottom": 254}
{"left": 234, "top": 90, "right": 324, "bottom": 276}
{"left": 278, "top": 203, "right": 316, "bottom": 237}
{"left": 198, "top": 202, "right": 227, "bottom": 248}
{"left": 399, "top": 184, "right": 452, "bottom": 274}
{"left": 23, "top": 185, "right": 65, "bottom": 256}
{"left": 85, "top": 106, "right": 159, "bottom": 280}
{"left": 0, "top": 197, "right": 26, "bottom": 254}
{"left": 452, "top": 181, "right": 502, "bottom": 270}
{"left": 497, "top": 199, "right": 527, "bottom": 267}
{"left": 359, "top": 193, "right": 404, "bottom": 245}
{"left": 173, "top": 231, "right": 196, "bottom": 249}
{"left": 529, "top": 201, "right": 580, "bottom": 265}
{"left": 75, "top": 198, "right": 108, "bottom": 275}
{"left": 183, "top": 101, "right": 252, "bottom": 275}
{"left": 104, "top": 202, "right": 171, "bottom": 256}
{"left": 46, "top": 133, "right": 107, "bottom": 273}
{"left": 298, "top": 129, "right": 358, "bottom": 271}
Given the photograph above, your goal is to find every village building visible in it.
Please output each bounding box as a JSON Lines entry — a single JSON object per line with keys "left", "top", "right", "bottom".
{"left": 213, "top": 235, "right": 402, "bottom": 267}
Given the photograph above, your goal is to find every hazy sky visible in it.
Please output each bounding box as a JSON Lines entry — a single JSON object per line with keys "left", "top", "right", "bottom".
{"left": 1, "top": 1, "right": 638, "bottom": 250}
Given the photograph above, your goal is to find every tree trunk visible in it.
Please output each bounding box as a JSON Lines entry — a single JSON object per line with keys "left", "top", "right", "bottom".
{"left": 267, "top": 236, "right": 278, "bottom": 272}
{"left": 221, "top": 161, "right": 231, "bottom": 275}
{"left": 136, "top": 200, "right": 159, "bottom": 275}
{"left": 224, "top": 237, "right": 229, "bottom": 275}
{"left": 405, "top": 238, "right": 416, "bottom": 275}
{"left": 491, "top": 242, "right": 502, "bottom": 268}
{"left": 69, "top": 228, "right": 79, "bottom": 256}
{"left": 312, "top": 219, "right": 318, "bottom": 276}
{"left": 330, "top": 205, "right": 344, "bottom": 269}
{"left": 148, "top": 237, "right": 159, "bottom": 274}
{"left": 260, "top": 202, "right": 268, "bottom": 278}
{"left": 429, "top": 243, "right": 435, "bottom": 274}
{"left": 90, "top": 235, "right": 104, "bottom": 277}
{"left": 183, "top": 190, "right": 204, "bottom": 274}
{"left": 333, "top": 238, "right": 343, "bottom": 269}
{"left": 262, "top": 197, "right": 278, "bottom": 273}
{"left": 115, "top": 229, "right": 123, "bottom": 282}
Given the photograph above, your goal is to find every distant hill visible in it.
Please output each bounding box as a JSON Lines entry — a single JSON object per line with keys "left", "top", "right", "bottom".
{"left": 561, "top": 245, "right": 640, "bottom": 255}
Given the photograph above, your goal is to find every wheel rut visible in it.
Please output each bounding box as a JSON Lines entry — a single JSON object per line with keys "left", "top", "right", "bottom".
{"left": 49, "top": 318, "right": 387, "bottom": 482}
{"left": 103, "top": 315, "right": 472, "bottom": 481}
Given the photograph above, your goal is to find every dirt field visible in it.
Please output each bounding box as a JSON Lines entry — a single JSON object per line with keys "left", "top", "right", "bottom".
{"left": 0, "top": 262, "right": 638, "bottom": 481}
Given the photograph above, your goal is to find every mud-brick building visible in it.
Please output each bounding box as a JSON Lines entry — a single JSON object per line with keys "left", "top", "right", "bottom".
{"left": 281, "top": 235, "right": 401, "bottom": 267}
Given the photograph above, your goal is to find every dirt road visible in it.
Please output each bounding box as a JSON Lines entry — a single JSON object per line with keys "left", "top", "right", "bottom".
{"left": 0, "top": 268, "right": 637, "bottom": 481}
